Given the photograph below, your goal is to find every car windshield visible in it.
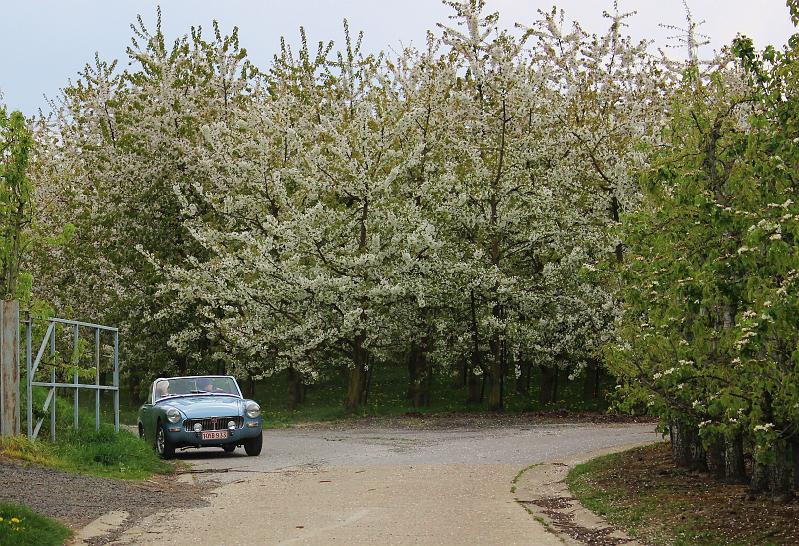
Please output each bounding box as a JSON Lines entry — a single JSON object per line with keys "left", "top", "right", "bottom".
{"left": 155, "top": 377, "right": 239, "bottom": 401}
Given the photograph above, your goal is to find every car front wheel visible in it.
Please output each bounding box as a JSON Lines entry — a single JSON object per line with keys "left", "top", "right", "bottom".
{"left": 222, "top": 444, "right": 236, "bottom": 454}
{"left": 244, "top": 433, "right": 262, "bottom": 456}
{"left": 156, "top": 422, "right": 175, "bottom": 459}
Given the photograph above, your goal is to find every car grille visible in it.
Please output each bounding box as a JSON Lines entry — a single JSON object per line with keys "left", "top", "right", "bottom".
{"left": 184, "top": 416, "right": 243, "bottom": 431}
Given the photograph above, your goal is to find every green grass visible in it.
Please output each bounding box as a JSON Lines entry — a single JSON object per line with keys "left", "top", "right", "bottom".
{"left": 567, "top": 453, "right": 642, "bottom": 522}
{"left": 1, "top": 427, "right": 172, "bottom": 480}
{"left": 567, "top": 451, "right": 681, "bottom": 542}
{"left": 10, "top": 391, "right": 172, "bottom": 480}
{"left": 0, "top": 502, "right": 71, "bottom": 546}
{"left": 52, "top": 425, "right": 173, "bottom": 479}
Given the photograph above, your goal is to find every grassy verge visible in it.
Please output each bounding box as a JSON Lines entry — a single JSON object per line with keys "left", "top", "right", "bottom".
{"left": 13, "top": 389, "right": 171, "bottom": 479}
{"left": 567, "top": 443, "right": 799, "bottom": 545}
{"left": 0, "top": 502, "right": 71, "bottom": 546}
{"left": 6, "top": 391, "right": 172, "bottom": 480}
{"left": 1, "top": 426, "right": 172, "bottom": 480}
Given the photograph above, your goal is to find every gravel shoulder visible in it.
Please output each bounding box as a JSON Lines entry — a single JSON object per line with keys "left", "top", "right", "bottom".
{"left": 0, "top": 458, "right": 212, "bottom": 538}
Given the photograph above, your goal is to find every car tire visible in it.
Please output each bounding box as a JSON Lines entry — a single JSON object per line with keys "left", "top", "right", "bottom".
{"left": 222, "top": 444, "right": 236, "bottom": 454}
{"left": 138, "top": 423, "right": 145, "bottom": 440}
{"left": 156, "top": 421, "right": 175, "bottom": 459}
{"left": 244, "top": 433, "right": 262, "bottom": 456}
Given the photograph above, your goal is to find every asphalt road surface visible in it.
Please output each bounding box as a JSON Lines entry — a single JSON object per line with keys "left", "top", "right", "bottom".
{"left": 111, "top": 421, "right": 659, "bottom": 545}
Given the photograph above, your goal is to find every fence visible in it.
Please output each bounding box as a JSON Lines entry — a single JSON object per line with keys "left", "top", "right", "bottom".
{"left": 25, "top": 315, "right": 119, "bottom": 441}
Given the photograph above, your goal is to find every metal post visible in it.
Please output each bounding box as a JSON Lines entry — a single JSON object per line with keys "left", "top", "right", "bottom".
{"left": 73, "top": 324, "right": 79, "bottom": 429}
{"left": 0, "top": 300, "right": 20, "bottom": 437}
{"left": 113, "top": 331, "right": 119, "bottom": 433}
{"left": 15, "top": 304, "right": 20, "bottom": 434}
{"left": 95, "top": 329, "right": 100, "bottom": 431}
{"left": 26, "top": 312, "right": 32, "bottom": 439}
{"left": 50, "top": 321, "right": 56, "bottom": 442}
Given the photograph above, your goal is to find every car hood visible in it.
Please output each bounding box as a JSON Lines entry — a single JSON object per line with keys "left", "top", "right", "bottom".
{"left": 159, "top": 395, "right": 243, "bottom": 418}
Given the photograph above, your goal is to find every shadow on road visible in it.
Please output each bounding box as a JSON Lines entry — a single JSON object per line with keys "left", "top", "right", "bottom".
{"left": 171, "top": 448, "right": 248, "bottom": 461}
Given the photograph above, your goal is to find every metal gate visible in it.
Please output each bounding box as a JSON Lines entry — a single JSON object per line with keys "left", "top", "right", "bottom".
{"left": 25, "top": 316, "right": 119, "bottom": 441}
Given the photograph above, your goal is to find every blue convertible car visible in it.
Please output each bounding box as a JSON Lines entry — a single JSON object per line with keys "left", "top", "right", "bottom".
{"left": 137, "top": 375, "right": 263, "bottom": 459}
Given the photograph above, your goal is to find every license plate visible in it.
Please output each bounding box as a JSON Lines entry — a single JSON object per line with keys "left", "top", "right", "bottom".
{"left": 201, "top": 430, "right": 229, "bottom": 440}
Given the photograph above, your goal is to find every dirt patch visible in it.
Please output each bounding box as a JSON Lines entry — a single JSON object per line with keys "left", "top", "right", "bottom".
{"left": 521, "top": 497, "right": 629, "bottom": 546}
{"left": 0, "top": 459, "right": 213, "bottom": 544}
{"left": 291, "top": 411, "right": 654, "bottom": 431}
{"left": 573, "top": 442, "right": 799, "bottom": 545}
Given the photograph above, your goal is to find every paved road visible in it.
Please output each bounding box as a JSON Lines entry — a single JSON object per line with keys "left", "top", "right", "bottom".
{"left": 112, "top": 422, "right": 659, "bottom": 545}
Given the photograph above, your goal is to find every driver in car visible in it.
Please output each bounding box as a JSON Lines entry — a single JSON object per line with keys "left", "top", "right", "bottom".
{"left": 156, "top": 380, "right": 170, "bottom": 400}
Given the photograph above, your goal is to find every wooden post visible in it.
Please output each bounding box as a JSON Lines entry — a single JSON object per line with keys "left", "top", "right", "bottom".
{"left": 0, "top": 300, "right": 20, "bottom": 436}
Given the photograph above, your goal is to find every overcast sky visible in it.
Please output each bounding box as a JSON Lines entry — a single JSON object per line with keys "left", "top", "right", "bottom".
{"left": 1, "top": 1, "right": 796, "bottom": 114}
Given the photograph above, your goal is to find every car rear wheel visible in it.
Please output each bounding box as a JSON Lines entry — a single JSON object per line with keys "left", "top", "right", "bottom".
{"left": 222, "top": 444, "right": 236, "bottom": 453}
{"left": 244, "top": 433, "right": 262, "bottom": 456}
{"left": 156, "top": 421, "right": 175, "bottom": 459}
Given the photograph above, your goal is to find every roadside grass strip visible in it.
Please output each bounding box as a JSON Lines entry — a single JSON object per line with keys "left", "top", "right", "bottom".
{"left": 566, "top": 443, "right": 799, "bottom": 545}
{"left": 0, "top": 502, "right": 71, "bottom": 546}
{"left": 0, "top": 426, "right": 172, "bottom": 480}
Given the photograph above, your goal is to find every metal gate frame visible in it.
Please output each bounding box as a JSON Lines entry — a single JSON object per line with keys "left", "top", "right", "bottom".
{"left": 25, "top": 316, "right": 119, "bottom": 441}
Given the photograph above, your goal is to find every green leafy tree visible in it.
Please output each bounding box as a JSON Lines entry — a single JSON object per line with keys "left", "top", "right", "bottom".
{"left": 0, "top": 107, "right": 34, "bottom": 300}
{"left": 610, "top": 3, "right": 799, "bottom": 497}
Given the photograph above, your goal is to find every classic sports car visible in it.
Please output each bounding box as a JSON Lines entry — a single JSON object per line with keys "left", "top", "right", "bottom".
{"left": 137, "top": 375, "right": 263, "bottom": 459}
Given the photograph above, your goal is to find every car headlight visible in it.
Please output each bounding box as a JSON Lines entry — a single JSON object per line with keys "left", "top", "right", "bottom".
{"left": 166, "top": 407, "right": 181, "bottom": 423}
{"left": 245, "top": 401, "right": 261, "bottom": 418}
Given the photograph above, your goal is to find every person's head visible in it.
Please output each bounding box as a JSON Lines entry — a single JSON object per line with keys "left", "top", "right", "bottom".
{"left": 156, "top": 380, "right": 169, "bottom": 399}
{"left": 203, "top": 380, "right": 214, "bottom": 392}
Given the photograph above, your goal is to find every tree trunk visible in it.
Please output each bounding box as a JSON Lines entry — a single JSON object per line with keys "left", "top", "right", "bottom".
{"left": 287, "top": 367, "right": 304, "bottom": 409}
{"left": 671, "top": 423, "right": 691, "bottom": 468}
{"left": 247, "top": 372, "right": 256, "bottom": 399}
{"left": 582, "top": 361, "right": 601, "bottom": 400}
{"left": 691, "top": 429, "right": 708, "bottom": 472}
{"left": 539, "top": 366, "right": 555, "bottom": 406}
{"left": 176, "top": 355, "right": 188, "bottom": 376}
{"left": 552, "top": 367, "right": 560, "bottom": 403}
{"left": 750, "top": 459, "right": 770, "bottom": 494}
{"left": 724, "top": 432, "right": 747, "bottom": 483}
{"left": 467, "top": 290, "right": 482, "bottom": 405}
{"left": 407, "top": 342, "right": 431, "bottom": 408}
{"left": 467, "top": 367, "right": 481, "bottom": 404}
{"left": 792, "top": 437, "right": 799, "bottom": 490}
{"left": 487, "top": 336, "right": 502, "bottom": 411}
{"left": 672, "top": 422, "right": 705, "bottom": 470}
{"left": 516, "top": 360, "right": 529, "bottom": 396}
{"left": 769, "top": 440, "right": 794, "bottom": 500}
{"left": 487, "top": 302, "right": 504, "bottom": 411}
{"left": 125, "top": 372, "right": 139, "bottom": 406}
{"left": 345, "top": 335, "right": 368, "bottom": 411}
{"left": 611, "top": 195, "right": 624, "bottom": 263}
{"left": 406, "top": 346, "right": 417, "bottom": 401}
{"left": 363, "top": 357, "right": 373, "bottom": 405}
{"left": 706, "top": 436, "right": 726, "bottom": 478}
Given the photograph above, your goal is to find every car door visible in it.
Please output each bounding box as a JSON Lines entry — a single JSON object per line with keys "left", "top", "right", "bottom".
{"left": 138, "top": 383, "right": 155, "bottom": 442}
